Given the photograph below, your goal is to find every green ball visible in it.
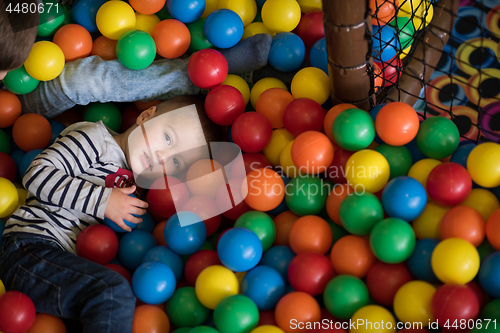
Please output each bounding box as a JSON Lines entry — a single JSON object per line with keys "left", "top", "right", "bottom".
{"left": 323, "top": 275, "right": 370, "bottom": 320}
{"left": 166, "top": 287, "right": 210, "bottom": 328}
{"left": 116, "top": 30, "right": 157, "bottom": 70}
{"left": 332, "top": 108, "right": 375, "bottom": 151}
{"left": 319, "top": 209, "right": 349, "bottom": 245}
{"left": 213, "top": 295, "right": 259, "bottom": 333}
{"left": 62, "top": 5, "right": 73, "bottom": 25}
{"left": 188, "top": 327, "right": 219, "bottom": 333}
{"left": 369, "top": 217, "right": 416, "bottom": 264}
{"left": 375, "top": 143, "right": 413, "bottom": 179}
{"left": 470, "top": 299, "right": 500, "bottom": 332}
{"left": 173, "top": 328, "right": 192, "bottom": 333}
{"left": 84, "top": 103, "right": 122, "bottom": 132}
{"left": 339, "top": 192, "right": 384, "bottom": 236}
{"left": 2, "top": 65, "right": 40, "bottom": 95}
{"left": 234, "top": 211, "right": 276, "bottom": 251}
{"left": 285, "top": 175, "right": 328, "bottom": 216}
{"left": 416, "top": 117, "right": 460, "bottom": 159}
{"left": 38, "top": 1, "right": 65, "bottom": 37}
{"left": 187, "top": 18, "right": 213, "bottom": 53}
{"left": 478, "top": 239, "right": 496, "bottom": 263}
{"left": 0, "top": 129, "right": 11, "bottom": 155}
{"left": 156, "top": 3, "right": 173, "bottom": 20}
{"left": 389, "top": 16, "right": 415, "bottom": 50}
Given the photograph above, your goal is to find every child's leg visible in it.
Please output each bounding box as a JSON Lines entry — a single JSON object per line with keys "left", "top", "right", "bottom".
{"left": 0, "top": 235, "right": 136, "bottom": 333}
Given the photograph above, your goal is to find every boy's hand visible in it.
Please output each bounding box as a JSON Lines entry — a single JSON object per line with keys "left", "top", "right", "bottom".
{"left": 104, "top": 186, "right": 149, "bottom": 232}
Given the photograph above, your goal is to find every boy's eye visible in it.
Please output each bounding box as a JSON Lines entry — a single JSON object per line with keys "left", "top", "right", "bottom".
{"left": 173, "top": 157, "right": 180, "bottom": 168}
{"left": 165, "top": 133, "right": 172, "bottom": 146}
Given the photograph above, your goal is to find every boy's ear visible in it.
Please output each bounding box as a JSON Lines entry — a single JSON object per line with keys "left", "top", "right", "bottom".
{"left": 136, "top": 106, "right": 157, "bottom": 125}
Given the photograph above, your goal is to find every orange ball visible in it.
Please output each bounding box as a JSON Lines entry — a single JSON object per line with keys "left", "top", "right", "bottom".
{"left": 90, "top": 36, "right": 118, "bottom": 61}
{"left": 0, "top": 90, "right": 22, "bottom": 128}
{"left": 243, "top": 167, "right": 285, "bottom": 211}
{"left": 132, "top": 305, "right": 170, "bottom": 333}
{"left": 275, "top": 292, "right": 321, "bottom": 333}
{"left": 134, "top": 100, "right": 161, "bottom": 111}
{"left": 370, "top": 0, "right": 399, "bottom": 25}
{"left": 27, "top": 313, "right": 66, "bottom": 333}
{"left": 186, "top": 159, "right": 225, "bottom": 198}
{"left": 256, "top": 87, "right": 294, "bottom": 128}
{"left": 440, "top": 206, "right": 486, "bottom": 247}
{"left": 13, "top": 114, "right": 52, "bottom": 151}
{"left": 374, "top": 62, "right": 383, "bottom": 92}
{"left": 291, "top": 131, "right": 334, "bottom": 175}
{"left": 152, "top": 220, "right": 167, "bottom": 246}
{"left": 325, "top": 183, "right": 354, "bottom": 225}
{"left": 129, "top": 0, "right": 166, "bottom": 15}
{"left": 323, "top": 103, "right": 356, "bottom": 143}
{"left": 486, "top": 209, "right": 500, "bottom": 250}
{"left": 273, "top": 210, "right": 300, "bottom": 246}
{"left": 288, "top": 215, "right": 333, "bottom": 254}
{"left": 330, "top": 235, "right": 377, "bottom": 278}
{"left": 375, "top": 102, "right": 420, "bottom": 146}
{"left": 53, "top": 24, "right": 93, "bottom": 62}
{"left": 153, "top": 19, "right": 191, "bottom": 59}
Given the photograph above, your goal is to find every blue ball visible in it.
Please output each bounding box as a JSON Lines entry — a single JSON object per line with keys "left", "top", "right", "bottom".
{"left": 135, "top": 211, "right": 156, "bottom": 233}
{"left": 167, "top": 0, "right": 205, "bottom": 23}
{"left": 259, "top": 245, "right": 295, "bottom": 284}
{"left": 372, "top": 25, "right": 400, "bottom": 63}
{"left": 142, "top": 245, "right": 184, "bottom": 281}
{"left": 71, "top": 0, "right": 107, "bottom": 33}
{"left": 48, "top": 120, "right": 66, "bottom": 146}
{"left": 405, "top": 137, "right": 426, "bottom": 163}
{"left": 10, "top": 149, "right": 26, "bottom": 171}
{"left": 382, "top": 176, "right": 427, "bottom": 221}
{"left": 241, "top": 265, "right": 286, "bottom": 310}
{"left": 132, "top": 262, "right": 176, "bottom": 304}
{"left": 217, "top": 227, "right": 263, "bottom": 272}
{"left": 406, "top": 238, "right": 440, "bottom": 283}
{"left": 164, "top": 211, "right": 207, "bottom": 255}
{"left": 370, "top": 104, "right": 387, "bottom": 144}
{"left": 309, "top": 37, "right": 328, "bottom": 74}
{"left": 479, "top": 252, "right": 500, "bottom": 298}
{"left": 19, "top": 149, "right": 44, "bottom": 177}
{"left": 118, "top": 230, "right": 158, "bottom": 271}
{"left": 269, "top": 32, "right": 306, "bottom": 72}
{"left": 204, "top": 9, "right": 244, "bottom": 49}
{"left": 267, "top": 175, "right": 291, "bottom": 215}
{"left": 450, "top": 142, "right": 476, "bottom": 168}
{"left": 103, "top": 194, "right": 140, "bottom": 233}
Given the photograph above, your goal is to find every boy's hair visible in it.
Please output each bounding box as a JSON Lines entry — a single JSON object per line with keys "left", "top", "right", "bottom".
{"left": 0, "top": 0, "right": 39, "bottom": 71}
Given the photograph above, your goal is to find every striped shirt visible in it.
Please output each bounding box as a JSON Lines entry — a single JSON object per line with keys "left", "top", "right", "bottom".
{"left": 4, "top": 121, "right": 135, "bottom": 254}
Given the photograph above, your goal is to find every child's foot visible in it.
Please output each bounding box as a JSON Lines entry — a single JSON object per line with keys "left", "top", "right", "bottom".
{"left": 220, "top": 34, "right": 272, "bottom": 74}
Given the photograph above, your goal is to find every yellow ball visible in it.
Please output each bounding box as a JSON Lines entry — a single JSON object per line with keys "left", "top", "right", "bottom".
{"left": 297, "top": 0, "right": 323, "bottom": 13}
{"left": 203, "top": 0, "right": 220, "bottom": 18}
{"left": 291, "top": 67, "right": 331, "bottom": 105}
{"left": 350, "top": 305, "right": 396, "bottom": 333}
{"left": 242, "top": 22, "right": 275, "bottom": 40}
{"left": 15, "top": 188, "right": 27, "bottom": 211}
{"left": 431, "top": 238, "right": 480, "bottom": 285}
{"left": 96, "top": 1, "right": 137, "bottom": 40}
{"left": 264, "top": 128, "right": 295, "bottom": 167}
{"left": 24, "top": 41, "right": 65, "bottom": 82}
{"left": 261, "top": 0, "right": 301, "bottom": 33}
{"left": 0, "top": 279, "right": 5, "bottom": 296}
{"left": 467, "top": 142, "right": 500, "bottom": 188}
{"left": 400, "top": 0, "right": 434, "bottom": 30}
{"left": 279, "top": 140, "right": 299, "bottom": 178}
{"left": 400, "top": 43, "right": 413, "bottom": 60}
{"left": 0, "top": 177, "right": 19, "bottom": 218}
{"left": 195, "top": 265, "right": 239, "bottom": 309}
{"left": 398, "top": 0, "right": 424, "bottom": 16}
{"left": 135, "top": 13, "right": 160, "bottom": 36}
{"left": 345, "top": 150, "right": 390, "bottom": 193}
{"left": 250, "top": 77, "right": 287, "bottom": 109}
{"left": 412, "top": 202, "right": 449, "bottom": 239}
{"left": 218, "top": 0, "right": 257, "bottom": 27}
{"left": 407, "top": 158, "right": 441, "bottom": 191}
{"left": 462, "top": 188, "right": 500, "bottom": 221}
{"left": 251, "top": 326, "right": 285, "bottom": 333}
{"left": 222, "top": 74, "right": 251, "bottom": 105}
{"left": 393, "top": 281, "right": 436, "bottom": 326}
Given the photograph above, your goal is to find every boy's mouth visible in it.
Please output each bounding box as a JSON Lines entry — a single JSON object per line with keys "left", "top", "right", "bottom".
{"left": 142, "top": 152, "right": 153, "bottom": 171}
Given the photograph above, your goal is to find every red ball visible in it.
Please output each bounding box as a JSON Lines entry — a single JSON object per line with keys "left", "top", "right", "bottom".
{"left": 427, "top": 162, "right": 472, "bottom": 207}
{"left": 215, "top": 178, "right": 252, "bottom": 220}
{"left": 0, "top": 291, "right": 36, "bottom": 333}
{"left": 431, "top": 284, "right": 480, "bottom": 325}
{"left": 283, "top": 98, "right": 325, "bottom": 137}
{"left": 76, "top": 224, "right": 119, "bottom": 265}
{"left": 295, "top": 10, "right": 325, "bottom": 48}
{"left": 374, "top": 55, "right": 402, "bottom": 88}
{"left": 231, "top": 112, "right": 273, "bottom": 153}
{"left": 105, "top": 263, "right": 132, "bottom": 284}
{"left": 181, "top": 195, "right": 221, "bottom": 237}
{"left": 146, "top": 176, "right": 189, "bottom": 219}
{"left": 0, "top": 152, "right": 16, "bottom": 182}
{"left": 287, "top": 252, "right": 334, "bottom": 296}
{"left": 259, "top": 310, "right": 277, "bottom": 326}
{"left": 204, "top": 85, "right": 245, "bottom": 126}
{"left": 13, "top": 114, "right": 52, "bottom": 151}
{"left": 366, "top": 261, "right": 413, "bottom": 306}
{"left": 184, "top": 249, "right": 222, "bottom": 286}
{"left": 231, "top": 153, "right": 273, "bottom": 179}
{"left": 120, "top": 105, "right": 141, "bottom": 133}
{"left": 188, "top": 49, "right": 228, "bottom": 89}
{"left": 327, "top": 147, "right": 354, "bottom": 184}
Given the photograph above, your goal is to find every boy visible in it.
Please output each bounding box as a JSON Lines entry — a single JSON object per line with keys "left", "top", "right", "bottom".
{"left": 0, "top": 95, "right": 218, "bottom": 332}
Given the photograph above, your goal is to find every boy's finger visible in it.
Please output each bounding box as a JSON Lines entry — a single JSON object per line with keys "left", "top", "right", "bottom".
{"left": 131, "top": 198, "right": 149, "bottom": 209}
{"left": 131, "top": 207, "right": 147, "bottom": 216}
{"left": 127, "top": 215, "right": 143, "bottom": 224}
{"left": 116, "top": 220, "right": 132, "bottom": 232}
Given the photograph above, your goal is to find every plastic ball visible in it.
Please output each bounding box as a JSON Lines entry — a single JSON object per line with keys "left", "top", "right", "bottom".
{"left": 76, "top": 224, "right": 118, "bottom": 265}
{"left": 188, "top": 48, "right": 228, "bottom": 89}
{"left": 260, "top": 245, "right": 295, "bottom": 282}
{"left": 369, "top": 217, "right": 416, "bottom": 263}
{"left": 84, "top": 102, "right": 122, "bottom": 132}
{"left": 283, "top": 98, "right": 325, "bottom": 137}
{"left": 70, "top": 0, "right": 107, "bottom": 33}
{"left": 0, "top": 152, "right": 16, "bottom": 182}
{"left": 241, "top": 266, "right": 286, "bottom": 310}
{"left": 310, "top": 38, "right": 328, "bottom": 76}
{"left": 291, "top": 131, "right": 334, "bottom": 175}
{"left": 19, "top": 149, "right": 43, "bottom": 178}
{"left": 382, "top": 176, "right": 427, "bottom": 221}
{"left": 417, "top": 117, "right": 460, "bottom": 160}
{"left": 479, "top": 252, "right": 500, "bottom": 298}
{"left": 256, "top": 89, "right": 293, "bottom": 129}
{"left": 389, "top": 16, "right": 415, "bottom": 50}
{"left": 142, "top": 246, "right": 184, "bottom": 281}
{"left": 323, "top": 275, "right": 369, "bottom": 320}
{"left": 464, "top": 189, "right": 500, "bottom": 222}
{"left": 96, "top": 1, "right": 136, "bottom": 40}
{"left": 366, "top": 261, "right": 412, "bottom": 306}
{"left": 440, "top": 206, "right": 485, "bottom": 247}
{"left": 116, "top": 30, "right": 157, "bottom": 70}
{"left": 250, "top": 326, "right": 285, "bottom": 333}
{"left": 195, "top": 265, "right": 239, "bottom": 309}
{"left": 288, "top": 215, "right": 332, "bottom": 254}
{"left": 375, "top": 102, "right": 419, "bottom": 146}
{"left": 0, "top": 291, "right": 36, "bottom": 333}
{"left": 372, "top": 24, "right": 400, "bottom": 63}
{"left": 217, "top": 227, "right": 263, "bottom": 272}
{"left": 26, "top": 313, "right": 66, "bottom": 333}
{"left": 146, "top": 176, "right": 189, "bottom": 219}
{"left": 0, "top": 90, "right": 21, "bottom": 128}
{"left": 467, "top": 143, "right": 500, "bottom": 188}
{"left": 37, "top": 0, "right": 65, "bottom": 37}
{"left": 332, "top": 108, "right": 375, "bottom": 151}
{"left": 243, "top": 167, "right": 285, "bottom": 211}
{"left": 24, "top": 41, "right": 65, "bottom": 81}
{"left": 250, "top": 77, "right": 288, "bottom": 109}
{"left": 268, "top": 32, "right": 306, "bottom": 72}
{"left": 431, "top": 284, "right": 480, "bottom": 325}
{"left": 234, "top": 211, "right": 276, "bottom": 251}
{"left": 427, "top": 162, "right": 472, "bottom": 207}
{"left": 205, "top": 85, "right": 245, "bottom": 126}
{"left": 13, "top": 114, "right": 52, "bottom": 151}
{"left": 204, "top": 9, "right": 244, "bottom": 49}
{"left": 132, "top": 261, "right": 176, "bottom": 304}
{"left": 339, "top": 192, "right": 383, "bottom": 236}
{"left": 0, "top": 177, "right": 18, "bottom": 218}
{"left": 90, "top": 36, "right": 118, "bottom": 60}
{"left": 135, "top": 13, "right": 161, "bottom": 35}
{"left": 285, "top": 175, "right": 328, "bottom": 216}
{"left": 431, "top": 238, "right": 480, "bottom": 284}
{"left": 53, "top": 24, "right": 93, "bottom": 62}
{"left": 287, "top": 252, "right": 334, "bottom": 296}
{"left": 374, "top": 56, "right": 403, "bottom": 88}
{"left": 48, "top": 120, "right": 66, "bottom": 146}
{"left": 118, "top": 230, "right": 158, "bottom": 271}
{"left": 213, "top": 295, "right": 259, "bottom": 333}
{"left": 261, "top": 0, "right": 301, "bottom": 33}
{"left": 297, "top": 0, "right": 322, "bottom": 12}
{"left": 232, "top": 112, "right": 273, "bottom": 153}
{"left": 370, "top": 0, "right": 398, "bottom": 25}
{"left": 407, "top": 158, "right": 441, "bottom": 191}
{"left": 218, "top": 0, "right": 257, "bottom": 27}
{"left": 486, "top": 209, "right": 500, "bottom": 250}
{"left": 223, "top": 74, "right": 251, "bottom": 105}
{"left": 164, "top": 212, "right": 207, "bottom": 255}
{"left": 407, "top": 238, "right": 440, "bottom": 283}
{"left": 345, "top": 149, "right": 390, "bottom": 193}
{"left": 393, "top": 281, "right": 436, "bottom": 325}
{"left": 350, "top": 305, "right": 396, "bottom": 333}
{"left": 375, "top": 144, "right": 412, "bottom": 179}
{"left": 184, "top": 249, "right": 221, "bottom": 286}
{"left": 295, "top": 10, "right": 324, "bottom": 48}
{"left": 324, "top": 103, "right": 357, "bottom": 143}
{"left": 187, "top": 17, "right": 213, "bottom": 53}
{"left": 412, "top": 202, "right": 449, "bottom": 240}
{"left": 242, "top": 22, "right": 274, "bottom": 40}
{"left": 274, "top": 292, "right": 321, "bottom": 333}
{"left": 2, "top": 66, "right": 40, "bottom": 95}
{"left": 402, "top": 0, "right": 434, "bottom": 30}
{"left": 132, "top": 305, "right": 171, "bottom": 333}
{"left": 130, "top": 0, "right": 166, "bottom": 15}
{"left": 291, "top": 67, "right": 330, "bottom": 105}
{"left": 330, "top": 235, "right": 377, "bottom": 278}
{"left": 166, "top": 286, "right": 210, "bottom": 327}
{"left": 153, "top": 19, "right": 191, "bottom": 58}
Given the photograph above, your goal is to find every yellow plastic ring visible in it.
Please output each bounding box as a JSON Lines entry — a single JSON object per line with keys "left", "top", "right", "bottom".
{"left": 455, "top": 38, "right": 498, "bottom": 76}
{"left": 442, "top": 105, "right": 480, "bottom": 142}
{"left": 465, "top": 68, "right": 500, "bottom": 108}
{"left": 425, "top": 75, "right": 468, "bottom": 113}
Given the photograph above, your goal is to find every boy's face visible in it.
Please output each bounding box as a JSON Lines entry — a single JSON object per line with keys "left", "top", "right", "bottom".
{"left": 127, "top": 104, "right": 209, "bottom": 184}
